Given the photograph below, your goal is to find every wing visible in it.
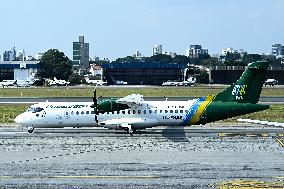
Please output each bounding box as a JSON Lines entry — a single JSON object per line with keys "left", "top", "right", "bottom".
{"left": 116, "top": 94, "right": 144, "bottom": 108}
{"left": 100, "top": 118, "right": 158, "bottom": 130}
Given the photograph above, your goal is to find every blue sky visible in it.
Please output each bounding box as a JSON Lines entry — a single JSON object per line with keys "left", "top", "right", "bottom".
{"left": 0, "top": 0, "right": 283, "bottom": 60}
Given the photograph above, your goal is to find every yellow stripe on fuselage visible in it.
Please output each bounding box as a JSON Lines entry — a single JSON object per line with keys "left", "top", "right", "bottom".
{"left": 190, "top": 95, "right": 215, "bottom": 124}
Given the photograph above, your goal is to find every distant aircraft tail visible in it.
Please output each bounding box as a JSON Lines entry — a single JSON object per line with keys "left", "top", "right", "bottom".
{"left": 214, "top": 61, "right": 269, "bottom": 104}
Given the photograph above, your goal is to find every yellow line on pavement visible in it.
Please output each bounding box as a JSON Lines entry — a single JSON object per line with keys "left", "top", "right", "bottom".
{"left": 276, "top": 137, "right": 284, "bottom": 148}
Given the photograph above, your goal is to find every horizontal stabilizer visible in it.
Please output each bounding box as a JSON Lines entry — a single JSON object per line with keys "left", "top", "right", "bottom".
{"left": 238, "top": 118, "right": 284, "bottom": 128}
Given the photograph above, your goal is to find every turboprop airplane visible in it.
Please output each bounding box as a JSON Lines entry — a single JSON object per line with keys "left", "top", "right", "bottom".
{"left": 15, "top": 61, "right": 270, "bottom": 134}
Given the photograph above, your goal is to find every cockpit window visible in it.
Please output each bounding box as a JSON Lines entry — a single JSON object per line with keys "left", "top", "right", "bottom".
{"left": 26, "top": 107, "right": 44, "bottom": 113}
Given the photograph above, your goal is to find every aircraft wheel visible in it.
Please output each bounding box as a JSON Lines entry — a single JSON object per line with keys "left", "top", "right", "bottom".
{"left": 127, "top": 128, "right": 133, "bottom": 134}
{"left": 28, "top": 127, "right": 34, "bottom": 133}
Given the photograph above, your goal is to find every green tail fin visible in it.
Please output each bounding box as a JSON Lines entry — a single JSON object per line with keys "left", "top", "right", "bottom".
{"left": 214, "top": 61, "right": 269, "bottom": 104}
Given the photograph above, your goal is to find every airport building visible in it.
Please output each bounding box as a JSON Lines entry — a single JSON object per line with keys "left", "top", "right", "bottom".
{"left": 0, "top": 61, "right": 40, "bottom": 81}
{"left": 272, "top": 44, "right": 284, "bottom": 57}
{"left": 210, "top": 65, "right": 284, "bottom": 85}
{"left": 186, "top": 45, "right": 208, "bottom": 58}
{"left": 102, "top": 62, "right": 188, "bottom": 85}
{"left": 72, "top": 36, "right": 89, "bottom": 70}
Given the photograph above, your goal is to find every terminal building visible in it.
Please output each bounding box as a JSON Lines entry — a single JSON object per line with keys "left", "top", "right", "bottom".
{"left": 102, "top": 62, "right": 188, "bottom": 85}
{"left": 0, "top": 61, "right": 40, "bottom": 81}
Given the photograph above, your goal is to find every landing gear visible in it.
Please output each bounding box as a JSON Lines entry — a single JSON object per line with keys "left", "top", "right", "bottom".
{"left": 28, "top": 127, "right": 34, "bottom": 133}
{"left": 126, "top": 128, "right": 137, "bottom": 134}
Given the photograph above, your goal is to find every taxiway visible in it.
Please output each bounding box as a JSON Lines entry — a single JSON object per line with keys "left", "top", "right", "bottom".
{"left": 1, "top": 125, "right": 284, "bottom": 188}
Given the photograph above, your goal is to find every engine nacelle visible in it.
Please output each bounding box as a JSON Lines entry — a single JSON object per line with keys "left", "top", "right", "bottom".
{"left": 97, "top": 99, "right": 129, "bottom": 114}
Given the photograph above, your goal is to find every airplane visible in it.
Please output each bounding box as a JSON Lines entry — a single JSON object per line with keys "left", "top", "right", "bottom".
{"left": 15, "top": 74, "right": 38, "bottom": 87}
{"left": 15, "top": 61, "right": 271, "bottom": 134}
{"left": 85, "top": 78, "right": 107, "bottom": 86}
{"left": 48, "top": 77, "right": 70, "bottom": 86}
{"left": 0, "top": 80, "right": 17, "bottom": 88}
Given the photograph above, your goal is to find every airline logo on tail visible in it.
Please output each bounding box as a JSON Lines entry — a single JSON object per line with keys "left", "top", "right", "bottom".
{"left": 232, "top": 85, "right": 247, "bottom": 100}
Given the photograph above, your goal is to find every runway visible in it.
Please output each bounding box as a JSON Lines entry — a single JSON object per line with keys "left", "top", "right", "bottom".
{"left": 0, "top": 96, "right": 283, "bottom": 104}
{"left": 1, "top": 125, "right": 284, "bottom": 188}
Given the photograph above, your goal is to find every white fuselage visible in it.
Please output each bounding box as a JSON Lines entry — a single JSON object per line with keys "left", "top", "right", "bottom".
{"left": 15, "top": 100, "right": 197, "bottom": 130}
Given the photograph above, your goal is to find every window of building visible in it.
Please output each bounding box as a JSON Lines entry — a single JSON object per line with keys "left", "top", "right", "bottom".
{"left": 144, "top": 110, "right": 147, "bottom": 114}
{"left": 86, "top": 111, "right": 89, "bottom": 114}
{"left": 128, "top": 110, "right": 131, "bottom": 114}
{"left": 175, "top": 110, "right": 178, "bottom": 113}
{"left": 122, "top": 110, "right": 125, "bottom": 114}
{"left": 149, "top": 110, "right": 152, "bottom": 114}
{"left": 170, "top": 110, "right": 173, "bottom": 113}
{"left": 185, "top": 110, "right": 189, "bottom": 113}
{"left": 180, "top": 110, "right": 183, "bottom": 113}
{"left": 133, "top": 110, "right": 136, "bottom": 114}
{"left": 76, "top": 111, "right": 79, "bottom": 115}
{"left": 91, "top": 111, "right": 95, "bottom": 114}
{"left": 138, "top": 110, "right": 141, "bottom": 114}
{"left": 71, "top": 111, "right": 74, "bottom": 115}
{"left": 165, "top": 110, "right": 168, "bottom": 113}
{"left": 81, "top": 111, "right": 84, "bottom": 115}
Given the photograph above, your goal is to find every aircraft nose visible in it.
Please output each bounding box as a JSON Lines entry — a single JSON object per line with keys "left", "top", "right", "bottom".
{"left": 15, "top": 114, "right": 28, "bottom": 126}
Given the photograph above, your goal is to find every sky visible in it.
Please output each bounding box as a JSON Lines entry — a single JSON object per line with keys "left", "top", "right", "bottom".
{"left": 0, "top": 0, "right": 283, "bottom": 61}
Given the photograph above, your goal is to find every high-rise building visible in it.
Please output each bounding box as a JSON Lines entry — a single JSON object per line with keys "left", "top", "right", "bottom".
{"left": 186, "top": 45, "right": 208, "bottom": 58}
{"left": 18, "top": 50, "right": 25, "bottom": 61}
{"left": 72, "top": 36, "right": 89, "bottom": 70}
{"left": 3, "top": 51, "right": 13, "bottom": 61}
{"left": 153, "top": 45, "right": 162, "bottom": 55}
{"left": 272, "top": 44, "right": 284, "bottom": 56}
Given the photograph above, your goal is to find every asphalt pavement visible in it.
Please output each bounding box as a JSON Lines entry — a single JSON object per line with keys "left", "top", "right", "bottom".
{"left": 1, "top": 125, "right": 284, "bottom": 188}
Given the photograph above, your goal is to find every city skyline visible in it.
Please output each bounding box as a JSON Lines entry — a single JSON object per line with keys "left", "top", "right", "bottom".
{"left": 0, "top": 0, "right": 283, "bottom": 61}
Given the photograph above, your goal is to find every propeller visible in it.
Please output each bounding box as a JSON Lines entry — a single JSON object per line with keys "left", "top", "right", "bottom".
{"left": 92, "top": 87, "right": 98, "bottom": 124}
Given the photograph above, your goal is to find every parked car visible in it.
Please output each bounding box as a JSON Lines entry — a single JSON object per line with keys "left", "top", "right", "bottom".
{"left": 264, "top": 79, "right": 278, "bottom": 86}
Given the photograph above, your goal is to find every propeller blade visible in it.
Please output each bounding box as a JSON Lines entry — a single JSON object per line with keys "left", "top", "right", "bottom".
{"left": 93, "top": 88, "right": 98, "bottom": 123}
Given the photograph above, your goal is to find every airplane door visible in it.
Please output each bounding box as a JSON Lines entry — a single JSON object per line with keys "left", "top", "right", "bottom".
{"left": 64, "top": 109, "right": 70, "bottom": 119}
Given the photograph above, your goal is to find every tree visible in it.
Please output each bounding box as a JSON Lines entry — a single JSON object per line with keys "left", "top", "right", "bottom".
{"left": 39, "top": 49, "right": 72, "bottom": 80}
{"left": 242, "top": 54, "right": 263, "bottom": 65}
{"left": 69, "top": 73, "right": 86, "bottom": 85}
{"left": 172, "top": 55, "right": 191, "bottom": 64}
{"left": 148, "top": 54, "right": 173, "bottom": 63}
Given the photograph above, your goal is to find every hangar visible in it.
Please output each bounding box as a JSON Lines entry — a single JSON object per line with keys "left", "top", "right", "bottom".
{"left": 0, "top": 61, "right": 40, "bottom": 81}
{"left": 102, "top": 62, "right": 190, "bottom": 85}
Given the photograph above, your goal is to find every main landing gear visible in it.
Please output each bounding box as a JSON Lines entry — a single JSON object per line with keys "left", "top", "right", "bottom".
{"left": 28, "top": 127, "right": 34, "bottom": 133}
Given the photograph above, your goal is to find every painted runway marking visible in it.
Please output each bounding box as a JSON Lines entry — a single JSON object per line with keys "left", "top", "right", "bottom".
{"left": 275, "top": 137, "right": 284, "bottom": 147}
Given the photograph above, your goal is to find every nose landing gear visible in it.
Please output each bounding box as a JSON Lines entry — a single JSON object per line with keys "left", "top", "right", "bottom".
{"left": 28, "top": 127, "right": 34, "bottom": 133}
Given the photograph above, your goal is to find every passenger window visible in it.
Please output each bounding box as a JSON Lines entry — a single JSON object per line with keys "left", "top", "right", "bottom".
{"left": 175, "top": 110, "right": 178, "bottom": 113}
{"left": 170, "top": 110, "right": 173, "bottom": 113}
{"left": 138, "top": 110, "right": 141, "bottom": 114}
